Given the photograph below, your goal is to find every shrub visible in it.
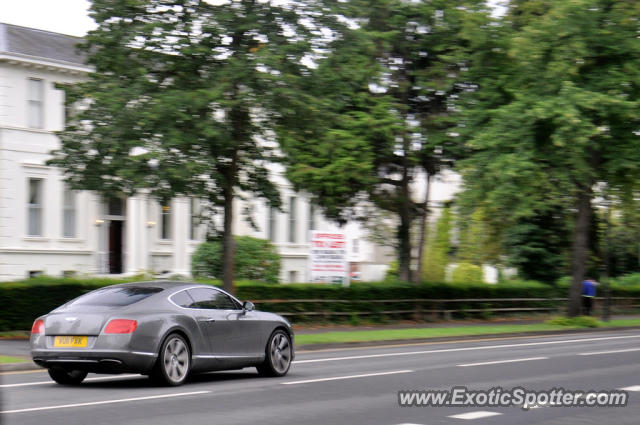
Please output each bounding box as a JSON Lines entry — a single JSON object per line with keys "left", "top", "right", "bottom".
{"left": 191, "top": 236, "right": 281, "bottom": 284}
{"left": 0, "top": 277, "right": 614, "bottom": 331}
{"left": 451, "top": 263, "right": 484, "bottom": 284}
{"left": 423, "top": 206, "right": 452, "bottom": 282}
{"left": 383, "top": 260, "right": 398, "bottom": 282}
{"left": 546, "top": 316, "right": 601, "bottom": 328}
{"left": 612, "top": 273, "right": 640, "bottom": 287}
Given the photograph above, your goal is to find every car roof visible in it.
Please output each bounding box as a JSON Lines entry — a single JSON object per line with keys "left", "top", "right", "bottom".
{"left": 113, "top": 281, "right": 241, "bottom": 301}
{"left": 110, "top": 281, "right": 209, "bottom": 291}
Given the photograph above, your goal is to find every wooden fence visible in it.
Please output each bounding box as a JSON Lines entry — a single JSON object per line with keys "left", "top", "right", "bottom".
{"left": 251, "top": 297, "right": 640, "bottom": 321}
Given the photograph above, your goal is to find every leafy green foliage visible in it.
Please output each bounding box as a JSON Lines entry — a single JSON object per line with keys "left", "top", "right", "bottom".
{"left": 451, "top": 263, "right": 483, "bottom": 284}
{"left": 601, "top": 193, "right": 640, "bottom": 277}
{"left": 423, "top": 206, "right": 452, "bottom": 282}
{"left": 191, "top": 236, "right": 281, "bottom": 284}
{"left": 278, "top": 0, "right": 485, "bottom": 280}
{"left": 456, "top": 207, "right": 502, "bottom": 266}
{"left": 503, "top": 207, "right": 570, "bottom": 283}
{"left": 611, "top": 273, "right": 640, "bottom": 287}
{"left": 459, "top": 0, "right": 640, "bottom": 314}
{"left": 383, "top": 260, "right": 399, "bottom": 282}
{"left": 6, "top": 277, "right": 640, "bottom": 331}
{"left": 546, "top": 316, "right": 601, "bottom": 328}
{"left": 48, "top": 0, "right": 337, "bottom": 294}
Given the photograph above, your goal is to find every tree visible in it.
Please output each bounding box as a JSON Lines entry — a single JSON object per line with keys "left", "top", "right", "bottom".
{"left": 456, "top": 207, "right": 502, "bottom": 266}
{"left": 49, "top": 0, "right": 334, "bottom": 294}
{"left": 502, "top": 206, "right": 570, "bottom": 284}
{"left": 278, "top": 0, "right": 485, "bottom": 281}
{"left": 599, "top": 187, "right": 640, "bottom": 277}
{"left": 422, "top": 204, "right": 452, "bottom": 283}
{"left": 460, "top": 0, "right": 640, "bottom": 314}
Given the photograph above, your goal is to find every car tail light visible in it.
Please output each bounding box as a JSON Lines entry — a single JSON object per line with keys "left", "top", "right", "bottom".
{"left": 104, "top": 319, "right": 137, "bottom": 334}
{"left": 31, "top": 319, "right": 45, "bottom": 334}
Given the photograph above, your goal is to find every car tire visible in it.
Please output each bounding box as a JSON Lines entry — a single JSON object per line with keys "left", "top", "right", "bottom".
{"left": 48, "top": 367, "right": 88, "bottom": 385}
{"left": 256, "top": 329, "right": 292, "bottom": 377}
{"left": 151, "top": 333, "right": 191, "bottom": 386}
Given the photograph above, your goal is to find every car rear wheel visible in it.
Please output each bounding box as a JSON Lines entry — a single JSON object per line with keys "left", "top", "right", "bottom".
{"left": 151, "top": 333, "right": 191, "bottom": 386}
{"left": 48, "top": 367, "right": 88, "bottom": 385}
{"left": 257, "top": 329, "right": 292, "bottom": 377}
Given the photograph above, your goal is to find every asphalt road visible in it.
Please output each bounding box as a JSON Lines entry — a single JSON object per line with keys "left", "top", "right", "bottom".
{"left": 2, "top": 330, "right": 640, "bottom": 425}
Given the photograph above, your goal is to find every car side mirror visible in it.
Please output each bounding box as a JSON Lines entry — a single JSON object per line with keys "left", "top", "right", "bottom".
{"left": 243, "top": 301, "right": 255, "bottom": 313}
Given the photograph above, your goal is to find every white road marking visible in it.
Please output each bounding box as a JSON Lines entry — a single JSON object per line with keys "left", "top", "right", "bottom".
{"left": 0, "top": 391, "right": 211, "bottom": 414}
{"left": 457, "top": 356, "right": 548, "bottom": 367}
{"left": 579, "top": 348, "right": 640, "bottom": 356}
{"left": 0, "top": 374, "right": 141, "bottom": 388}
{"left": 294, "top": 334, "right": 640, "bottom": 364}
{"left": 281, "top": 369, "right": 413, "bottom": 385}
{"left": 448, "top": 411, "right": 502, "bottom": 420}
{"left": 620, "top": 386, "right": 640, "bottom": 391}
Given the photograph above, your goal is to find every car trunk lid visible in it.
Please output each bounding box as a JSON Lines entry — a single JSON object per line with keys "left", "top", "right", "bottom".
{"left": 45, "top": 308, "right": 114, "bottom": 335}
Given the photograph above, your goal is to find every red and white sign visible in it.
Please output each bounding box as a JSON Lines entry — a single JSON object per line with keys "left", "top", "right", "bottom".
{"left": 309, "top": 231, "right": 348, "bottom": 285}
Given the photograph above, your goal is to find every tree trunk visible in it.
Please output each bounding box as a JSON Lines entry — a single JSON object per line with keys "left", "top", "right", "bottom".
{"left": 221, "top": 179, "right": 236, "bottom": 295}
{"left": 397, "top": 166, "right": 413, "bottom": 281}
{"left": 398, "top": 211, "right": 412, "bottom": 282}
{"left": 568, "top": 186, "right": 593, "bottom": 317}
{"left": 414, "top": 173, "right": 432, "bottom": 284}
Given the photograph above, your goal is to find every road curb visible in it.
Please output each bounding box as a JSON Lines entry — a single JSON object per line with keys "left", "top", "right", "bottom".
{"left": 295, "top": 325, "right": 640, "bottom": 351}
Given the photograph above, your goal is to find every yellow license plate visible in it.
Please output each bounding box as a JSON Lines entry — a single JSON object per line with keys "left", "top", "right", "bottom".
{"left": 54, "top": 336, "right": 88, "bottom": 348}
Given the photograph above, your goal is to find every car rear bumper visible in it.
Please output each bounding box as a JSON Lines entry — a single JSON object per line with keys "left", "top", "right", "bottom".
{"left": 31, "top": 349, "right": 157, "bottom": 374}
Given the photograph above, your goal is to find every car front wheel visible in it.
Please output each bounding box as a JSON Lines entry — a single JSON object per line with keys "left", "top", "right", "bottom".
{"left": 48, "top": 367, "right": 88, "bottom": 385}
{"left": 257, "top": 329, "right": 292, "bottom": 377}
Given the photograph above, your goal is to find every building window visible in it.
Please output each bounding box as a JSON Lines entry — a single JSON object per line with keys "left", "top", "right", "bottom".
{"left": 288, "top": 196, "right": 297, "bottom": 243}
{"left": 268, "top": 207, "right": 276, "bottom": 242}
{"left": 107, "top": 198, "right": 124, "bottom": 216}
{"left": 161, "top": 204, "right": 172, "bottom": 240}
{"left": 353, "top": 238, "right": 359, "bottom": 254}
{"left": 62, "top": 186, "right": 76, "bottom": 238}
{"left": 289, "top": 270, "right": 298, "bottom": 283}
{"left": 28, "top": 78, "right": 44, "bottom": 128}
{"left": 308, "top": 203, "right": 315, "bottom": 241}
{"left": 189, "top": 198, "right": 198, "bottom": 240}
{"left": 28, "top": 178, "right": 43, "bottom": 236}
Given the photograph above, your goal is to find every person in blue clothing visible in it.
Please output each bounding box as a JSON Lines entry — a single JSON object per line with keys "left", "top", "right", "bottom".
{"left": 581, "top": 278, "right": 599, "bottom": 315}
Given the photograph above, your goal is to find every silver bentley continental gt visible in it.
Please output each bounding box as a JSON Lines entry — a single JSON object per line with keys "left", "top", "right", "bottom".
{"left": 30, "top": 281, "right": 294, "bottom": 386}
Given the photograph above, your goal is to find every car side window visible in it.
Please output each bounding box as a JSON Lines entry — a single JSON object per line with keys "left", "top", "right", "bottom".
{"left": 186, "top": 288, "right": 239, "bottom": 310}
{"left": 170, "top": 290, "right": 195, "bottom": 308}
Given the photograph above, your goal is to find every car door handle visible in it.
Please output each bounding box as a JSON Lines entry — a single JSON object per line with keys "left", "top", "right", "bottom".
{"left": 197, "top": 318, "right": 216, "bottom": 322}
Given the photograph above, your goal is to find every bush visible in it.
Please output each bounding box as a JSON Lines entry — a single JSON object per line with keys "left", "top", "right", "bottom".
{"left": 546, "top": 316, "right": 601, "bottom": 328}
{"left": 612, "top": 273, "right": 640, "bottom": 287}
{"left": 423, "top": 206, "right": 452, "bottom": 282}
{"left": 191, "top": 236, "right": 281, "bottom": 284}
{"left": 383, "top": 260, "right": 398, "bottom": 282}
{"left": 9, "top": 277, "right": 640, "bottom": 331}
{"left": 451, "top": 263, "right": 484, "bottom": 284}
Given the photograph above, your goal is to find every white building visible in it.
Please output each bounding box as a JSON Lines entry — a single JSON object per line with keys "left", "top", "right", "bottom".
{"left": 0, "top": 23, "right": 397, "bottom": 283}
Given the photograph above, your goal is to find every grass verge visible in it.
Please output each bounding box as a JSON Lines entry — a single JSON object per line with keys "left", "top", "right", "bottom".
{"left": 0, "top": 331, "right": 30, "bottom": 339}
{"left": 295, "top": 319, "right": 640, "bottom": 346}
{"left": 0, "top": 355, "right": 28, "bottom": 364}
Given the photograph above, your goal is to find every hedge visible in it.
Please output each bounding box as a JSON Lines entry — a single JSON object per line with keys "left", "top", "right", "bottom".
{"left": 2, "top": 277, "right": 640, "bottom": 331}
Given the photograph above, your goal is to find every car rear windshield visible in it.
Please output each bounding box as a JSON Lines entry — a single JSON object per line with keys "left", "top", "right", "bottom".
{"left": 66, "top": 286, "right": 164, "bottom": 307}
